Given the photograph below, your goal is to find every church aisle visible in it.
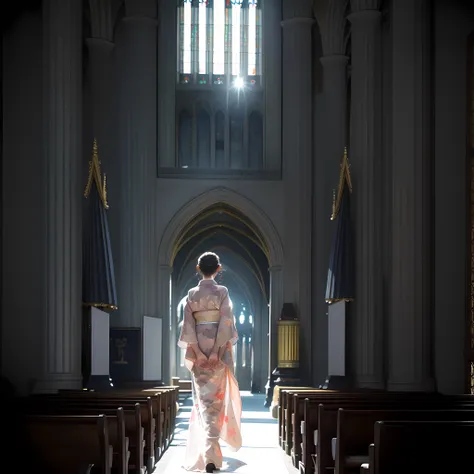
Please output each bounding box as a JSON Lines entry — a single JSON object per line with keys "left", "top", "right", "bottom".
{"left": 154, "top": 392, "right": 298, "bottom": 474}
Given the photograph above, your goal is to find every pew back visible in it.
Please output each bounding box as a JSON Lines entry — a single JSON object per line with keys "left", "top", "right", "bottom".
{"left": 373, "top": 420, "right": 474, "bottom": 474}
{"left": 25, "top": 414, "right": 111, "bottom": 474}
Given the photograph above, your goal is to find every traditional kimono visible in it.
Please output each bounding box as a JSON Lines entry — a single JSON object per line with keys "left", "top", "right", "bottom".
{"left": 178, "top": 279, "right": 242, "bottom": 472}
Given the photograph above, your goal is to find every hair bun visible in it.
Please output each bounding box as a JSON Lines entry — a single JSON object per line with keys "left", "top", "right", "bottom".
{"left": 197, "top": 252, "right": 220, "bottom": 277}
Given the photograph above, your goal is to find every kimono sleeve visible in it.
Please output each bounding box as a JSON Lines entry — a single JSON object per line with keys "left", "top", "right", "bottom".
{"left": 177, "top": 298, "right": 198, "bottom": 349}
{"left": 214, "top": 289, "right": 239, "bottom": 349}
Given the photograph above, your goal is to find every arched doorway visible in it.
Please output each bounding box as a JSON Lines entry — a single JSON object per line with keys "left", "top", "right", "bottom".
{"left": 158, "top": 187, "right": 284, "bottom": 390}
{"left": 172, "top": 204, "right": 269, "bottom": 392}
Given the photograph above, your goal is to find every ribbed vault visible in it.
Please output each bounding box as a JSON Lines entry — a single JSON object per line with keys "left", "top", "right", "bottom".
{"left": 172, "top": 202, "right": 269, "bottom": 303}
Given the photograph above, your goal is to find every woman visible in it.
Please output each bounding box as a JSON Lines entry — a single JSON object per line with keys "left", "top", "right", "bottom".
{"left": 178, "top": 252, "right": 242, "bottom": 472}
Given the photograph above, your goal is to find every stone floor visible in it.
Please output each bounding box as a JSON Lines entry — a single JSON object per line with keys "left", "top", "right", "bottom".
{"left": 154, "top": 392, "right": 299, "bottom": 474}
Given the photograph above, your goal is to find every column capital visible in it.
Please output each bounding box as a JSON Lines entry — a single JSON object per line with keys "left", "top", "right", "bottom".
{"left": 314, "top": 0, "right": 348, "bottom": 57}
{"left": 269, "top": 265, "right": 283, "bottom": 274}
{"left": 159, "top": 264, "right": 173, "bottom": 273}
{"left": 85, "top": 37, "right": 115, "bottom": 53}
{"left": 88, "top": 0, "right": 114, "bottom": 42}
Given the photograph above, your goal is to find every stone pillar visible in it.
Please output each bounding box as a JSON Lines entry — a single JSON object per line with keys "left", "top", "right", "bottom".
{"left": 281, "top": 0, "right": 314, "bottom": 383}
{"left": 36, "top": 0, "right": 83, "bottom": 392}
{"left": 158, "top": 264, "right": 173, "bottom": 384}
{"left": 388, "top": 0, "right": 435, "bottom": 391}
{"left": 312, "top": 0, "right": 349, "bottom": 384}
{"left": 348, "top": 0, "right": 384, "bottom": 388}
{"left": 84, "top": 0, "right": 115, "bottom": 166}
{"left": 115, "top": 0, "right": 158, "bottom": 327}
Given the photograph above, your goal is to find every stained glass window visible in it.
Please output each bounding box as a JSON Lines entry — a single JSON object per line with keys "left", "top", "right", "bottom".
{"left": 178, "top": 0, "right": 262, "bottom": 86}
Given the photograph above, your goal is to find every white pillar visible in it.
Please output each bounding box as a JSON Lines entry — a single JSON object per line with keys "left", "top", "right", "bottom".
{"left": 281, "top": 0, "right": 314, "bottom": 383}
{"left": 115, "top": 1, "right": 158, "bottom": 327}
{"left": 36, "top": 0, "right": 83, "bottom": 392}
{"left": 388, "top": 0, "right": 435, "bottom": 391}
{"left": 348, "top": 0, "right": 384, "bottom": 388}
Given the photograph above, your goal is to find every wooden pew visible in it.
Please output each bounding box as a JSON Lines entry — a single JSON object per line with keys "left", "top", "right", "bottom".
{"left": 60, "top": 386, "right": 179, "bottom": 452}
{"left": 336, "top": 408, "right": 474, "bottom": 474}
{"left": 142, "top": 387, "right": 178, "bottom": 445}
{"left": 279, "top": 389, "right": 328, "bottom": 451}
{"left": 288, "top": 391, "right": 389, "bottom": 463}
{"left": 317, "top": 398, "right": 474, "bottom": 474}
{"left": 275, "top": 386, "right": 314, "bottom": 430}
{"left": 23, "top": 402, "right": 134, "bottom": 474}
{"left": 289, "top": 389, "right": 442, "bottom": 463}
{"left": 371, "top": 420, "right": 474, "bottom": 474}
{"left": 291, "top": 391, "right": 346, "bottom": 464}
{"left": 284, "top": 389, "right": 389, "bottom": 456}
{"left": 57, "top": 390, "right": 164, "bottom": 462}
{"left": 24, "top": 414, "right": 111, "bottom": 474}
{"left": 301, "top": 395, "right": 474, "bottom": 474}
{"left": 31, "top": 395, "right": 152, "bottom": 472}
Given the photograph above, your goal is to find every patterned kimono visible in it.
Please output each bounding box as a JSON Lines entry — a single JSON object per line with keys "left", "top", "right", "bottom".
{"left": 178, "top": 279, "right": 242, "bottom": 472}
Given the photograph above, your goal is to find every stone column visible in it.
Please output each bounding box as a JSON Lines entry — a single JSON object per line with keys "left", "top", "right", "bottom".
{"left": 84, "top": 0, "right": 115, "bottom": 166}
{"left": 158, "top": 264, "right": 173, "bottom": 384}
{"left": 36, "top": 0, "right": 83, "bottom": 392}
{"left": 312, "top": 0, "right": 349, "bottom": 384}
{"left": 115, "top": 0, "right": 158, "bottom": 327}
{"left": 281, "top": 0, "right": 314, "bottom": 384}
{"left": 388, "top": 0, "right": 434, "bottom": 391}
{"left": 348, "top": 0, "right": 384, "bottom": 388}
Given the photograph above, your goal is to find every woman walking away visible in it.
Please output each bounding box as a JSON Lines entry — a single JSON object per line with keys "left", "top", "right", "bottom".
{"left": 178, "top": 252, "right": 242, "bottom": 472}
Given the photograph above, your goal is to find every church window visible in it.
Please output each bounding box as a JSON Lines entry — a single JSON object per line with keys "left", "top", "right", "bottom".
{"left": 166, "top": 0, "right": 279, "bottom": 178}
{"left": 178, "top": 0, "right": 262, "bottom": 86}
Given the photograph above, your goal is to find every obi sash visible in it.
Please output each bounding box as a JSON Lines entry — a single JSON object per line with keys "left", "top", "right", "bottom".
{"left": 193, "top": 309, "right": 220, "bottom": 325}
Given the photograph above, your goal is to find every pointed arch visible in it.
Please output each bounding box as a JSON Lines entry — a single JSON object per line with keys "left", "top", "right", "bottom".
{"left": 158, "top": 187, "right": 283, "bottom": 268}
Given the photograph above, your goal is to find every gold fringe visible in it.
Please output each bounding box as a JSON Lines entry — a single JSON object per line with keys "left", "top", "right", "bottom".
{"left": 325, "top": 298, "right": 354, "bottom": 304}
{"left": 84, "top": 139, "right": 109, "bottom": 209}
{"left": 331, "top": 147, "right": 352, "bottom": 220}
{"left": 83, "top": 301, "right": 118, "bottom": 311}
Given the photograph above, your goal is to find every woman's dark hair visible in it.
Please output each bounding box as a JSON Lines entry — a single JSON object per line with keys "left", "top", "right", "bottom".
{"left": 197, "top": 252, "right": 220, "bottom": 277}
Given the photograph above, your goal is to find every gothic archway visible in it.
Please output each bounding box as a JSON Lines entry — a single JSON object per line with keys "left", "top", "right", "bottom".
{"left": 158, "top": 187, "right": 283, "bottom": 386}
